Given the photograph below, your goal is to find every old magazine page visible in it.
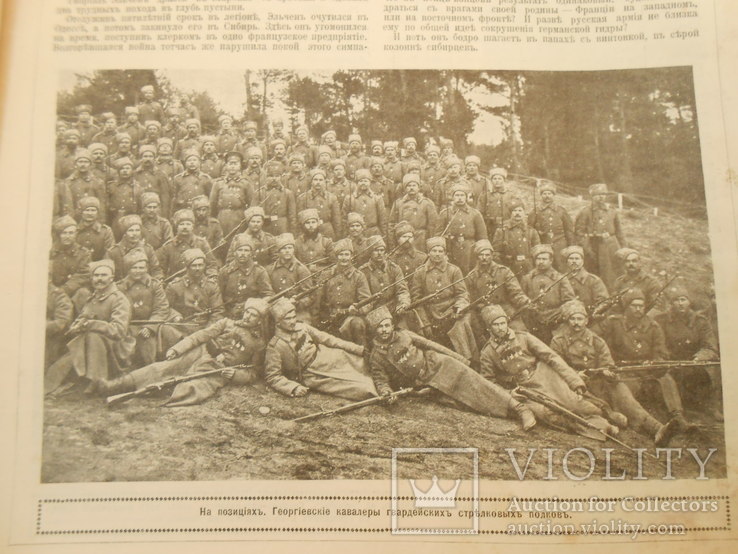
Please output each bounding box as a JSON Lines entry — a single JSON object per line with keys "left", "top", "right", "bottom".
{"left": 1, "top": 0, "right": 737, "bottom": 552}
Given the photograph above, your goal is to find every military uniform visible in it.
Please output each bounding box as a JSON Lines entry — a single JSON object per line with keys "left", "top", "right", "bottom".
{"left": 91, "top": 129, "right": 118, "bottom": 153}
{"left": 435, "top": 204, "right": 487, "bottom": 275}
{"left": 421, "top": 162, "right": 445, "bottom": 205}
{"left": 478, "top": 184, "right": 517, "bottom": 238}
{"left": 63, "top": 171, "right": 107, "bottom": 218}
{"left": 225, "top": 230, "right": 276, "bottom": 267}
{"left": 75, "top": 123, "right": 100, "bottom": 147}
{"left": 107, "top": 176, "right": 143, "bottom": 237}
{"left": 137, "top": 100, "right": 166, "bottom": 124}
{"left": 343, "top": 152, "right": 370, "bottom": 180}
{"left": 252, "top": 182, "right": 296, "bottom": 236}
{"left": 343, "top": 191, "right": 387, "bottom": 239}
{"left": 492, "top": 219, "right": 540, "bottom": 277}
{"left": 118, "top": 122, "right": 146, "bottom": 148}
{"left": 295, "top": 233, "right": 333, "bottom": 268}
{"left": 612, "top": 270, "right": 661, "bottom": 311}
{"left": 284, "top": 171, "right": 311, "bottom": 201}
{"left": 50, "top": 243, "right": 91, "bottom": 298}
{"left": 391, "top": 242, "right": 428, "bottom": 277}
{"left": 389, "top": 194, "right": 437, "bottom": 252}
{"left": 165, "top": 273, "right": 224, "bottom": 327}
{"left": 209, "top": 175, "right": 253, "bottom": 236}
{"left": 266, "top": 258, "right": 314, "bottom": 317}
{"left": 435, "top": 175, "right": 472, "bottom": 206}
{"left": 383, "top": 157, "right": 404, "bottom": 186}
{"left": 55, "top": 147, "right": 80, "bottom": 180}
{"left": 465, "top": 173, "right": 489, "bottom": 208}
{"left": 45, "top": 283, "right": 74, "bottom": 368}
{"left": 194, "top": 215, "right": 224, "bottom": 254}
{"left": 218, "top": 259, "right": 273, "bottom": 319}
{"left": 215, "top": 130, "right": 241, "bottom": 156}
{"left": 288, "top": 141, "right": 316, "bottom": 169}
{"left": 134, "top": 165, "right": 172, "bottom": 216}
{"left": 520, "top": 267, "right": 576, "bottom": 341}
{"left": 298, "top": 189, "right": 342, "bottom": 240}
{"left": 140, "top": 214, "right": 174, "bottom": 250}
{"left": 568, "top": 267, "right": 609, "bottom": 311}
{"left": 528, "top": 203, "right": 574, "bottom": 271}
{"left": 155, "top": 157, "right": 184, "bottom": 181}
{"left": 369, "top": 175, "right": 395, "bottom": 208}
{"left": 106, "top": 240, "right": 163, "bottom": 281}
{"left": 200, "top": 152, "right": 224, "bottom": 180}
{"left": 466, "top": 261, "right": 529, "bottom": 328}
{"left": 117, "top": 273, "right": 181, "bottom": 366}
{"left": 328, "top": 177, "right": 354, "bottom": 220}
{"left": 410, "top": 258, "right": 478, "bottom": 362}
{"left": 316, "top": 265, "right": 371, "bottom": 343}
{"left": 158, "top": 234, "right": 218, "bottom": 279}
{"left": 171, "top": 170, "right": 213, "bottom": 215}
{"left": 76, "top": 220, "right": 115, "bottom": 261}
{"left": 361, "top": 258, "right": 411, "bottom": 314}
{"left": 575, "top": 203, "right": 626, "bottom": 289}
{"left": 174, "top": 136, "right": 203, "bottom": 163}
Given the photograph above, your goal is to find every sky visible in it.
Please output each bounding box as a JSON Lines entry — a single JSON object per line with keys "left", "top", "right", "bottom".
{"left": 60, "top": 69, "right": 506, "bottom": 145}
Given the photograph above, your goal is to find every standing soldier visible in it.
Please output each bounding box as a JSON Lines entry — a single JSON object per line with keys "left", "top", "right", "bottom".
{"left": 49, "top": 215, "right": 92, "bottom": 301}
{"left": 528, "top": 180, "right": 574, "bottom": 272}
{"left": 288, "top": 125, "right": 316, "bottom": 169}
{"left": 109, "top": 132, "right": 136, "bottom": 169}
{"left": 369, "top": 140, "right": 384, "bottom": 158}
{"left": 421, "top": 145, "right": 445, "bottom": 206}
{"left": 321, "top": 129, "right": 345, "bottom": 159}
{"left": 191, "top": 195, "right": 224, "bottom": 254}
{"left": 369, "top": 157, "right": 395, "bottom": 208}
{"left": 434, "top": 184, "right": 487, "bottom": 275}
{"left": 165, "top": 248, "right": 224, "bottom": 329}
{"left": 575, "top": 183, "right": 626, "bottom": 289}
{"left": 139, "top": 192, "right": 173, "bottom": 250}
{"left": 117, "top": 250, "right": 182, "bottom": 368}
{"left": 550, "top": 300, "right": 678, "bottom": 446}
{"left": 137, "top": 84, "right": 166, "bottom": 124}
{"left": 466, "top": 239, "right": 529, "bottom": 332}
{"left": 463, "top": 155, "right": 489, "bottom": 208}
{"left": 343, "top": 133, "right": 370, "bottom": 180}
{"left": 209, "top": 151, "right": 253, "bottom": 236}
{"left": 215, "top": 114, "right": 240, "bottom": 155}
{"left": 75, "top": 197, "right": 114, "bottom": 262}
{"left": 284, "top": 153, "right": 311, "bottom": 201}
{"left": 44, "top": 259, "right": 135, "bottom": 395}
{"left": 74, "top": 104, "right": 99, "bottom": 147}
{"left": 91, "top": 112, "right": 119, "bottom": 153}
{"left": 62, "top": 148, "right": 107, "bottom": 219}
{"left": 174, "top": 119, "right": 203, "bottom": 162}
{"left": 162, "top": 108, "right": 186, "bottom": 143}
{"left": 226, "top": 206, "right": 277, "bottom": 267}
{"left": 171, "top": 150, "right": 213, "bottom": 215}
{"left": 56, "top": 128, "right": 82, "bottom": 180}
{"left": 265, "top": 138, "right": 289, "bottom": 176}
{"left": 155, "top": 137, "right": 183, "bottom": 181}
{"left": 492, "top": 197, "right": 540, "bottom": 277}
{"left": 140, "top": 120, "right": 163, "bottom": 148}
{"left": 389, "top": 173, "right": 438, "bottom": 252}
{"left": 328, "top": 158, "right": 353, "bottom": 219}
{"left": 410, "top": 237, "right": 478, "bottom": 363}
{"left": 400, "top": 136, "right": 423, "bottom": 166}
{"left": 134, "top": 145, "right": 171, "bottom": 217}
{"left": 315, "top": 238, "right": 371, "bottom": 345}
{"left": 297, "top": 169, "right": 342, "bottom": 240}
{"left": 118, "top": 106, "right": 145, "bottom": 148}
{"left": 199, "top": 136, "right": 224, "bottom": 179}
{"left": 252, "top": 160, "right": 296, "bottom": 236}
{"left": 271, "top": 120, "right": 291, "bottom": 147}
{"left": 218, "top": 235, "right": 274, "bottom": 319}
{"left": 600, "top": 288, "right": 691, "bottom": 429}
{"left": 612, "top": 248, "right": 662, "bottom": 310}
{"left": 346, "top": 212, "right": 372, "bottom": 267}
{"left": 157, "top": 209, "right": 219, "bottom": 281}
{"left": 239, "top": 121, "right": 266, "bottom": 160}
{"left": 478, "top": 167, "right": 516, "bottom": 239}
{"left": 295, "top": 208, "right": 334, "bottom": 270}
{"left": 655, "top": 285, "right": 722, "bottom": 421}
{"left": 520, "top": 244, "right": 576, "bottom": 343}
{"left": 315, "top": 145, "right": 334, "bottom": 176}
{"left": 390, "top": 221, "right": 428, "bottom": 277}
{"left": 266, "top": 233, "right": 314, "bottom": 323}
{"left": 105, "top": 214, "right": 163, "bottom": 281}
{"left": 435, "top": 156, "right": 471, "bottom": 207}
{"left": 561, "top": 245, "right": 608, "bottom": 311}
{"left": 88, "top": 143, "right": 116, "bottom": 187}
{"left": 107, "top": 157, "right": 143, "bottom": 239}
{"left": 344, "top": 169, "right": 387, "bottom": 239}
{"left": 361, "top": 235, "right": 411, "bottom": 315}
{"left": 242, "top": 146, "right": 264, "bottom": 190}
{"left": 382, "top": 141, "right": 403, "bottom": 188}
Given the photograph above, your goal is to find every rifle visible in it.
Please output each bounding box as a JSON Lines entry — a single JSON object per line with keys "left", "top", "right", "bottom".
{"left": 514, "top": 386, "right": 657, "bottom": 459}
{"left": 588, "top": 286, "right": 632, "bottom": 320}
{"left": 405, "top": 270, "right": 475, "bottom": 312}
{"left": 456, "top": 275, "right": 513, "bottom": 317}
{"left": 584, "top": 360, "right": 720, "bottom": 382}
{"left": 291, "top": 387, "right": 430, "bottom": 422}
{"left": 106, "top": 365, "right": 253, "bottom": 406}
{"left": 509, "top": 269, "right": 576, "bottom": 321}
{"left": 266, "top": 263, "right": 335, "bottom": 305}
{"left": 130, "top": 320, "right": 199, "bottom": 327}
{"left": 320, "top": 266, "right": 422, "bottom": 328}
{"left": 645, "top": 273, "right": 680, "bottom": 313}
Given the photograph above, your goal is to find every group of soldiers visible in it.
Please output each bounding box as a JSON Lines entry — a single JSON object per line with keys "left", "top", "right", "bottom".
{"left": 46, "top": 86, "right": 721, "bottom": 445}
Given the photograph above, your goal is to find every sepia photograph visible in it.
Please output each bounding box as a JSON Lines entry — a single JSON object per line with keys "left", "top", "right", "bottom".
{"left": 43, "top": 67, "right": 724, "bottom": 484}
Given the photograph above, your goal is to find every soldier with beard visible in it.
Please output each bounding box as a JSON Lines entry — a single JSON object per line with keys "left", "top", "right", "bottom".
{"left": 75, "top": 196, "right": 115, "bottom": 262}
{"left": 343, "top": 133, "right": 370, "bottom": 180}
{"left": 297, "top": 169, "right": 342, "bottom": 240}
{"left": 390, "top": 221, "right": 428, "bottom": 277}
{"left": 612, "top": 248, "right": 662, "bottom": 311}
{"left": 56, "top": 128, "right": 82, "bottom": 180}
{"left": 74, "top": 104, "right": 99, "bottom": 147}
{"left": 561, "top": 245, "right": 609, "bottom": 312}
{"left": 135, "top": 145, "right": 171, "bottom": 217}
{"left": 191, "top": 195, "right": 224, "bottom": 254}
{"left": 105, "top": 214, "right": 163, "bottom": 281}
{"left": 345, "top": 169, "right": 387, "bottom": 239}
{"left": 294, "top": 208, "right": 334, "bottom": 269}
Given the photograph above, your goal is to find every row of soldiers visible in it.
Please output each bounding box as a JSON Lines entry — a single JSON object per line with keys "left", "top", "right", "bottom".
{"left": 47, "top": 116, "right": 720, "bottom": 442}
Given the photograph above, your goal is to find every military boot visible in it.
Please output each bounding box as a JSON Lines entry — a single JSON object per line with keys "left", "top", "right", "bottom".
{"left": 654, "top": 418, "right": 679, "bottom": 447}
{"left": 94, "top": 374, "right": 135, "bottom": 397}
{"left": 510, "top": 399, "right": 536, "bottom": 431}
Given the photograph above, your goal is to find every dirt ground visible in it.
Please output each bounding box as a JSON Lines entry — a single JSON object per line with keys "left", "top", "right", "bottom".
{"left": 42, "top": 195, "right": 726, "bottom": 483}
